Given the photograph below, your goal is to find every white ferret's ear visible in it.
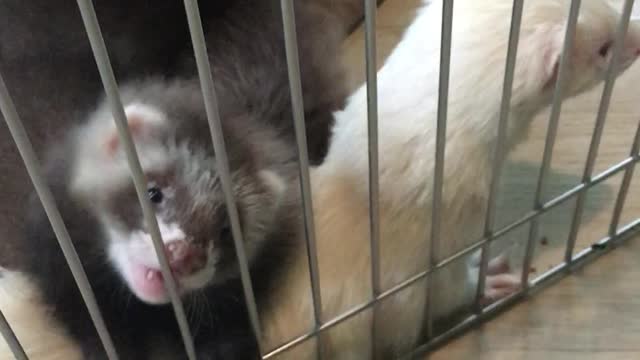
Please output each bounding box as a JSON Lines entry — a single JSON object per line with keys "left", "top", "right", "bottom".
{"left": 102, "top": 103, "right": 169, "bottom": 157}
{"left": 521, "top": 23, "right": 567, "bottom": 92}
{"left": 537, "top": 24, "right": 566, "bottom": 90}
{"left": 258, "top": 169, "right": 287, "bottom": 205}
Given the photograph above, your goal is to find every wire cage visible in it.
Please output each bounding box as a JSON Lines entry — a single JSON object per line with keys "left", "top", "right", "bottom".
{"left": 1, "top": 0, "right": 640, "bottom": 359}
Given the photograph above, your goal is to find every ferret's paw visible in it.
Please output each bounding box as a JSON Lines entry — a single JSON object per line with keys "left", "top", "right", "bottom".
{"left": 486, "top": 254, "right": 511, "bottom": 275}
{"left": 481, "top": 273, "right": 521, "bottom": 306}
{"left": 479, "top": 254, "right": 521, "bottom": 305}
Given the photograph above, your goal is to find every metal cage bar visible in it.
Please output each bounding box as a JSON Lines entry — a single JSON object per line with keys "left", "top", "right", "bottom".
{"left": 423, "top": 0, "right": 454, "bottom": 340}
{"left": 0, "top": 70, "right": 119, "bottom": 360}
{"left": 564, "top": 0, "right": 636, "bottom": 264}
{"left": 522, "top": 0, "right": 582, "bottom": 289}
{"left": 609, "top": 116, "right": 640, "bottom": 236}
{"left": 437, "top": 156, "right": 640, "bottom": 272}
{"left": 363, "top": 0, "right": 382, "bottom": 357}
{"left": 2, "top": 0, "right": 640, "bottom": 359}
{"left": 181, "top": 0, "right": 263, "bottom": 347}
{"left": 408, "top": 216, "right": 640, "bottom": 359}
{"left": 474, "top": 0, "right": 525, "bottom": 312}
{"left": 0, "top": 308, "right": 28, "bottom": 360}
{"left": 279, "top": 0, "right": 324, "bottom": 358}
{"left": 74, "top": 0, "right": 196, "bottom": 358}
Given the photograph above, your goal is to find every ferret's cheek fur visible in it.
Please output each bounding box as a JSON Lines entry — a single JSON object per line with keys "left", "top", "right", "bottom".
{"left": 108, "top": 239, "right": 137, "bottom": 290}
{"left": 106, "top": 227, "right": 153, "bottom": 291}
{"left": 178, "top": 244, "right": 220, "bottom": 290}
{"left": 106, "top": 226, "right": 173, "bottom": 305}
{"left": 105, "top": 218, "right": 188, "bottom": 267}
{"left": 258, "top": 169, "right": 287, "bottom": 204}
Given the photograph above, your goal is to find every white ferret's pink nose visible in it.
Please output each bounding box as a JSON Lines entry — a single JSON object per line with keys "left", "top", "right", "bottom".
{"left": 620, "top": 26, "right": 640, "bottom": 66}
{"left": 625, "top": 21, "right": 640, "bottom": 57}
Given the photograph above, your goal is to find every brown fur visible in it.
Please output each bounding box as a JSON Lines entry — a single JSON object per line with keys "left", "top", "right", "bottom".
{"left": 1, "top": 0, "right": 359, "bottom": 357}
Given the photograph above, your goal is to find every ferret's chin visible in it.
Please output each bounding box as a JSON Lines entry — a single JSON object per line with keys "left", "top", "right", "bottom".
{"left": 127, "top": 261, "right": 173, "bottom": 305}
{"left": 112, "top": 254, "right": 216, "bottom": 304}
{"left": 179, "top": 265, "right": 216, "bottom": 291}
{"left": 123, "top": 262, "right": 216, "bottom": 304}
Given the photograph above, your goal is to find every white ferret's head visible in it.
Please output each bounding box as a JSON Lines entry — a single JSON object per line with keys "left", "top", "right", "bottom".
{"left": 450, "top": 0, "right": 640, "bottom": 118}
{"left": 68, "top": 101, "right": 287, "bottom": 305}
{"left": 518, "top": 0, "right": 640, "bottom": 100}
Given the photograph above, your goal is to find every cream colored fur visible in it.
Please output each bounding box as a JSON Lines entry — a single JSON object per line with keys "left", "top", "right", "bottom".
{"left": 261, "top": 0, "right": 640, "bottom": 358}
{"left": 0, "top": 270, "right": 81, "bottom": 360}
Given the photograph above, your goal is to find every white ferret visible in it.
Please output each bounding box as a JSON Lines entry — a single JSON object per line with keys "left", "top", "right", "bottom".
{"left": 2, "top": 0, "right": 640, "bottom": 359}
{"left": 261, "top": 0, "right": 640, "bottom": 358}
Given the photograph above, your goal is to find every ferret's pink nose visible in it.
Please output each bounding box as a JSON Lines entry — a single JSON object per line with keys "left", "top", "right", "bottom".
{"left": 164, "top": 241, "right": 207, "bottom": 276}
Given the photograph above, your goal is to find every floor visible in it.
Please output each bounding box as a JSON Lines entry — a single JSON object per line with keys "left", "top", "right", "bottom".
{"left": 341, "top": 0, "right": 640, "bottom": 358}
{"left": 429, "top": 234, "right": 640, "bottom": 360}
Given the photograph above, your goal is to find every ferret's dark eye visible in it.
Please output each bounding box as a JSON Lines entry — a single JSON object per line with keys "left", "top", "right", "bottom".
{"left": 599, "top": 41, "right": 612, "bottom": 57}
{"left": 220, "top": 226, "right": 232, "bottom": 241}
{"left": 219, "top": 223, "right": 232, "bottom": 242}
{"left": 147, "top": 187, "right": 163, "bottom": 203}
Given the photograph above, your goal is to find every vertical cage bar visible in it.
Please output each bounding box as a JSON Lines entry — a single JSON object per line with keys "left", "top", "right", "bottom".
{"left": 280, "top": 0, "right": 324, "bottom": 357}
{"left": 423, "top": 0, "right": 454, "bottom": 340}
{"left": 0, "top": 71, "right": 119, "bottom": 360}
{"left": 522, "top": 0, "right": 582, "bottom": 288}
{"left": 565, "top": 0, "right": 635, "bottom": 263}
{"left": 74, "top": 1, "right": 196, "bottom": 358}
{"left": 609, "top": 119, "right": 640, "bottom": 236}
{"left": 0, "top": 308, "right": 28, "bottom": 360}
{"left": 474, "top": 0, "right": 524, "bottom": 312}
{"left": 181, "top": 0, "right": 263, "bottom": 345}
{"left": 363, "top": 0, "right": 381, "bottom": 357}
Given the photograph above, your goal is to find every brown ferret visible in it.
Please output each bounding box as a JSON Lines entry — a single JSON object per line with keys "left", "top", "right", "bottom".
{"left": 1, "top": 0, "right": 355, "bottom": 359}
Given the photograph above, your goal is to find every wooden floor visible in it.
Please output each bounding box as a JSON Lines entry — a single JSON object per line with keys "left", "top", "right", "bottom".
{"left": 430, "top": 233, "right": 640, "bottom": 360}
{"left": 341, "top": 0, "right": 640, "bottom": 358}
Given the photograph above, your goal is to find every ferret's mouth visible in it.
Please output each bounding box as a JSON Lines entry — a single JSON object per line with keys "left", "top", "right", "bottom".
{"left": 129, "top": 262, "right": 174, "bottom": 304}
{"left": 107, "top": 224, "right": 216, "bottom": 304}
{"left": 111, "top": 242, "right": 216, "bottom": 305}
{"left": 126, "top": 258, "right": 215, "bottom": 305}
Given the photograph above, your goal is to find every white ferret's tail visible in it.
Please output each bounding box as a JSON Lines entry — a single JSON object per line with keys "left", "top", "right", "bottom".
{"left": 0, "top": 269, "right": 81, "bottom": 360}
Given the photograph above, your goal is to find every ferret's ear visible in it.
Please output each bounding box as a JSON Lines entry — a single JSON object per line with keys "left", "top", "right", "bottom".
{"left": 103, "top": 103, "right": 168, "bottom": 157}
{"left": 258, "top": 170, "right": 287, "bottom": 204}
{"left": 522, "top": 23, "right": 566, "bottom": 91}
{"left": 538, "top": 24, "right": 566, "bottom": 90}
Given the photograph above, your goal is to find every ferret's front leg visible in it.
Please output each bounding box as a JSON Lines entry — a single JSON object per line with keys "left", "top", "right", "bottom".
{"left": 480, "top": 254, "right": 521, "bottom": 306}
{"left": 466, "top": 252, "right": 521, "bottom": 307}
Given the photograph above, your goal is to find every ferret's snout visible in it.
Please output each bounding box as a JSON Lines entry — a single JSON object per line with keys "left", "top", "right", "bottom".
{"left": 165, "top": 241, "right": 207, "bottom": 276}
{"left": 626, "top": 22, "right": 640, "bottom": 58}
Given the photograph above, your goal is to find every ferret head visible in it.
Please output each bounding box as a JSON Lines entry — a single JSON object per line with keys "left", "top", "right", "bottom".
{"left": 451, "top": 0, "right": 640, "bottom": 123}
{"left": 515, "top": 0, "right": 640, "bottom": 103}
{"left": 69, "top": 103, "right": 287, "bottom": 305}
